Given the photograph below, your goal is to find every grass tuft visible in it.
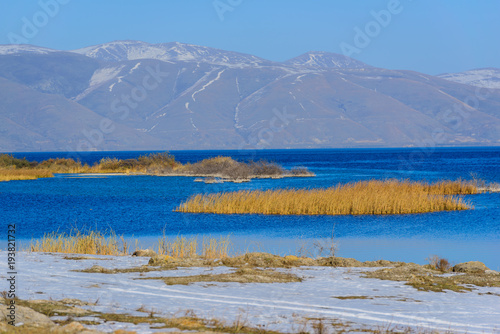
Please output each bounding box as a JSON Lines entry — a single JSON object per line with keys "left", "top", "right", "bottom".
{"left": 202, "top": 235, "right": 231, "bottom": 259}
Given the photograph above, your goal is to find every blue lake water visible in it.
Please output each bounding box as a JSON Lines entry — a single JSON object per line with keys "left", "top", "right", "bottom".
{"left": 2, "top": 148, "right": 499, "bottom": 268}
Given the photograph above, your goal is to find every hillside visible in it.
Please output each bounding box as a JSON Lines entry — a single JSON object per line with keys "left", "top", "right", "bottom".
{"left": 0, "top": 41, "right": 499, "bottom": 151}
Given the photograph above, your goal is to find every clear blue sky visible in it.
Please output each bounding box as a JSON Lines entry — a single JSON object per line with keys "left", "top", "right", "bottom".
{"left": 1, "top": 0, "right": 499, "bottom": 75}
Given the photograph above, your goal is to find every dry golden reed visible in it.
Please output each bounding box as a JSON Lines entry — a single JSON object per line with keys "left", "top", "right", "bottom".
{"left": 202, "top": 236, "right": 231, "bottom": 259}
{"left": 157, "top": 235, "right": 231, "bottom": 259}
{"left": 28, "top": 229, "right": 232, "bottom": 258}
{"left": 158, "top": 236, "right": 198, "bottom": 258}
{"left": 0, "top": 169, "right": 53, "bottom": 181}
{"left": 29, "top": 229, "right": 127, "bottom": 255}
{"left": 176, "top": 180, "right": 475, "bottom": 216}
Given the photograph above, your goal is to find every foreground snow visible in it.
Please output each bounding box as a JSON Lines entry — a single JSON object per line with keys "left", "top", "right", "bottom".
{"left": 2, "top": 252, "right": 499, "bottom": 333}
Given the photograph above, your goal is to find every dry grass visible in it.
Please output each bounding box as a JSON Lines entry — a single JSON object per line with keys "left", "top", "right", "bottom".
{"left": 202, "top": 235, "right": 231, "bottom": 259}
{"left": 157, "top": 235, "right": 198, "bottom": 258}
{"left": 364, "top": 263, "right": 500, "bottom": 292}
{"left": 29, "top": 229, "right": 128, "bottom": 256}
{"left": 176, "top": 179, "right": 474, "bottom": 216}
{"left": 157, "top": 235, "right": 231, "bottom": 259}
{"left": 0, "top": 168, "right": 53, "bottom": 181}
{"left": 28, "top": 229, "right": 231, "bottom": 259}
{"left": 140, "top": 267, "right": 302, "bottom": 285}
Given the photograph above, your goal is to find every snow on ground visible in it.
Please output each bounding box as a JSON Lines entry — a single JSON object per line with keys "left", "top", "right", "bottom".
{"left": 89, "top": 67, "right": 125, "bottom": 87}
{"left": 439, "top": 69, "right": 500, "bottom": 89}
{"left": 2, "top": 252, "right": 499, "bottom": 333}
{"left": 129, "top": 62, "right": 142, "bottom": 74}
{"left": 73, "top": 66, "right": 124, "bottom": 101}
{"left": 0, "top": 45, "right": 57, "bottom": 55}
{"left": 191, "top": 69, "right": 225, "bottom": 102}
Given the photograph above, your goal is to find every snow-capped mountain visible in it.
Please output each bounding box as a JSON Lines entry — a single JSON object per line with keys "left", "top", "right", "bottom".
{"left": 284, "top": 51, "right": 369, "bottom": 69}
{"left": 72, "top": 40, "right": 273, "bottom": 67}
{"left": 438, "top": 68, "right": 500, "bottom": 89}
{"left": 1, "top": 40, "right": 499, "bottom": 152}
{"left": 0, "top": 44, "right": 57, "bottom": 55}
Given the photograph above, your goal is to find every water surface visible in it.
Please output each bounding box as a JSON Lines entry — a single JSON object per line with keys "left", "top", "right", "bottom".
{"left": 2, "top": 148, "right": 499, "bottom": 268}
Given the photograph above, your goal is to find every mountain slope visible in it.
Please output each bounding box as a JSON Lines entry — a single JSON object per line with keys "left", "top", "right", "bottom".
{"left": 284, "top": 51, "right": 369, "bottom": 69}
{"left": 438, "top": 68, "right": 500, "bottom": 89}
{"left": 0, "top": 41, "right": 499, "bottom": 152}
{"left": 0, "top": 77, "right": 163, "bottom": 152}
{"left": 72, "top": 40, "right": 273, "bottom": 67}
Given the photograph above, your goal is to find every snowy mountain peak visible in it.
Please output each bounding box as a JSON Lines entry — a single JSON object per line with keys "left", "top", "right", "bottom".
{"left": 284, "top": 51, "right": 369, "bottom": 69}
{"left": 438, "top": 68, "right": 500, "bottom": 89}
{"left": 72, "top": 40, "right": 271, "bottom": 67}
{"left": 0, "top": 44, "right": 58, "bottom": 55}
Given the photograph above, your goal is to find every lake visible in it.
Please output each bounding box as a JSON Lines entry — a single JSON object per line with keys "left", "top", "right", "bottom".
{"left": 2, "top": 147, "right": 499, "bottom": 269}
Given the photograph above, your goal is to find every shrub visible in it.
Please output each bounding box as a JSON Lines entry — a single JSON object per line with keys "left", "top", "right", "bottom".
{"left": 0, "top": 154, "right": 34, "bottom": 168}
{"left": 426, "top": 255, "right": 451, "bottom": 272}
{"left": 138, "top": 152, "right": 176, "bottom": 168}
{"left": 290, "top": 167, "right": 310, "bottom": 176}
{"left": 94, "top": 152, "right": 177, "bottom": 173}
{"left": 37, "top": 158, "right": 83, "bottom": 172}
{"left": 249, "top": 160, "right": 284, "bottom": 176}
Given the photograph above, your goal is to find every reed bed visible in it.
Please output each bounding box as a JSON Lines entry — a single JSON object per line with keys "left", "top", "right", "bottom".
{"left": 176, "top": 180, "right": 474, "bottom": 216}
{"left": 28, "top": 228, "right": 232, "bottom": 258}
{"left": 29, "top": 230, "right": 128, "bottom": 255}
{"left": 0, "top": 169, "right": 54, "bottom": 181}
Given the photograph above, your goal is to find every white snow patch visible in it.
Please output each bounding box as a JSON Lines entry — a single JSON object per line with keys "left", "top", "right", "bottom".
{"left": 0, "top": 45, "right": 57, "bottom": 55}
{"left": 74, "top": 66, "right": 124, "bottom": 101}
{"left": 6, "top": 252, "right": 500, "bottom": 334}
{"left": 235, "top": 77, "right": 241, "bottom": 96}
{"left": 295, "top": 74, "right": 307, "bottom": 82}
{"left": 191, "top": 69, "right": 225, "bottom": 102}
{"left": 89, "top": 67, "right": 124, "bottom": 87}
{"left": 190, "top": 117, "right": 198, "bottom": 130}
{"left": 128, "top": 62, "right": 141, "bottom": 74}
{"left": 439, "top": 69, "right": 500, "bottom": 89}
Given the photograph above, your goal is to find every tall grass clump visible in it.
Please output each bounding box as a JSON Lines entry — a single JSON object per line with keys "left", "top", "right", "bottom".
{"left": 155, "top": 235, "right": 231, "bottom": 259}
{"left": 176, "top": 179, "right": 473, "bottom": 216}
{"left": 0, "top": 169, "right": 53, "bottom": 181}
{"left": 29, "top": 229, "right": 127, "bottom": 255}
{"left": 157, "top": 236, "right": 198, "bottom": 258}
{"left": 202, "top": 236, "right": 231, "bottom": 259}
{"left": 422, "top": 179, "right": 479, "bottom": 195}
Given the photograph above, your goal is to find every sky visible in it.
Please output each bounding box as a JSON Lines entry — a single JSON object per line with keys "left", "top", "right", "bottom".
{"left": 0, "top": 0, "right": 499, "bottom": 75}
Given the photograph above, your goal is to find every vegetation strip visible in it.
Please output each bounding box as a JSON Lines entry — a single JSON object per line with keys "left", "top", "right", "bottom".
{"left": 176, "top": 179, "right": 479, "bottom": 216}
{"left": 138, "top": 267, "right": 302, "bottom": 285}
{"left": 363, "top": 262, "right": 500, "bottom": 293}
{"left": 0, "top": 153, "right": 313, "bottom": 182}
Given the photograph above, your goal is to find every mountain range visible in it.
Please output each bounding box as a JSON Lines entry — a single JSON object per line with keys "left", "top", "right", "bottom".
{"left": 1, "top": 40, "right": 499, "bottom": 152}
